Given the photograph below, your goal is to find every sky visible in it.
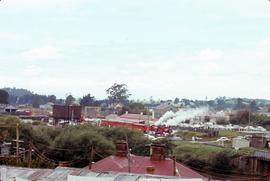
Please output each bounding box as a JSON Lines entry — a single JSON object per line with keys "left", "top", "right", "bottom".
{"left": 0, "top": 0, "right": 270, "bottom": 100}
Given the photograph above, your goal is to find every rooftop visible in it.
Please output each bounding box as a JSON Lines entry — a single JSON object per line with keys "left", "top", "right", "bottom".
{"left": 0, "top": 166, "right": 206, "bottom": 181}
{"left": 91, "top": 155, "right": 206, "bottom": 179}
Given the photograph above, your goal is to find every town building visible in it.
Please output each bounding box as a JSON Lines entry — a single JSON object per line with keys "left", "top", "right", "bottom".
{"left": 90, "top": 142, "right": 206, "bottom": 179}
{"left": 84, "top": 106, "right": 101, "bottom": 118}
{"left": 232, "top": 136, "right": 250, "bottom": 150}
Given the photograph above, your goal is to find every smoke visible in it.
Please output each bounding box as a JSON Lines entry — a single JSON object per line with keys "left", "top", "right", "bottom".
{"left": 155, "top": 107, "right": 209, "bottom": 126}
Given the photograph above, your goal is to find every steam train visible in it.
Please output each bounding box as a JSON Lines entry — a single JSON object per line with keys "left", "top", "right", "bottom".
{"left": 100, "top": 120, "right": 171, "bottom": 135}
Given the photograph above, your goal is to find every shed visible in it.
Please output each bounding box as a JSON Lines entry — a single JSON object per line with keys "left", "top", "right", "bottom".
{"left": 232, "top": 137, "right": 250, "bottom": 150}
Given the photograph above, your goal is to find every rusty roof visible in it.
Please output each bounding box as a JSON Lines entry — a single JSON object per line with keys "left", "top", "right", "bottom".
{"left": 0, "top": 166, "right": 207, "bottom": 181}
{"left": 91, "top": 155, "right": 206, "bottom": 179}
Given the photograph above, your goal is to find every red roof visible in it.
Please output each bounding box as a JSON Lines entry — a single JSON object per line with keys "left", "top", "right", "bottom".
{"left": 91, "top": 155, "right": 206, "bottom": 179}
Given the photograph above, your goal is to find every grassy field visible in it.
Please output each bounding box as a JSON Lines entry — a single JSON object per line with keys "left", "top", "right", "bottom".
{"left": 173, "top": 141, "right": 227, "bottom": 161}
{"left": 175, "top": 130, "right": 243, "bottom": 142}
{"left": 218, "top": 130, "right": 243, "bottom": 139}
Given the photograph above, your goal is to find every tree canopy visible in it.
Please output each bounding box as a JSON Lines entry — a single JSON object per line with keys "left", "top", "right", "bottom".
{"left": 0, "top": 89, "right": 9, "bottom": 104}
{"left": 106, "top": 83, "right": 131, "bottom": 105}
{"left": 80, "top": 94, "right": 95, "bottom": 107}
{"left": 65, "top": 95, "right": 76, "bottom": 105}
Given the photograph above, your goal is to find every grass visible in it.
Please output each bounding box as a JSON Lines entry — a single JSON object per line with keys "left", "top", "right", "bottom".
{"left": 237, "top": 147, "right": 256, "bottom": 156}
{"left": 219, "top": 130, "right": 242, "bottom": 139}
{"left": 173, "top": 141, "right": 226, "bottom": 161}
{"left": 175, "top": 131, "right": 208, "bottom": 140}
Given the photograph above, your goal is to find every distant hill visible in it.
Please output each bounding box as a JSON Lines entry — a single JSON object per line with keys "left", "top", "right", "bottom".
{"left": 3, "top": 87, "right": 32, "bottom": 97}
{"left": 1, "top": 87, "right": 60, "bottom": 107}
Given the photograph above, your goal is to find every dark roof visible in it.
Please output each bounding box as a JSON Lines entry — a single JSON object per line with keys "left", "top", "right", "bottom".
{"left": 91, "top": 155, "right": 206, "bottom": 179}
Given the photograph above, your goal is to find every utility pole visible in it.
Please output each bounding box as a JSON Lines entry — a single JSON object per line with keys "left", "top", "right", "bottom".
{"left": 125, "top": 135, "right": 131, "bottom": 173}
{"left": 28, "top": 141, "right": 32, "bottom": 168}
{"left": 173, "top": 156, "right": 176, "bottom": 176}
{"left": 16, "top": 123, "right": 19, "bottom": 165}
{"left": 248, "top": 108, "right": 251, "bottom": 131}
{"left": 88, "top": 145, "right": 95, "bottom": 169}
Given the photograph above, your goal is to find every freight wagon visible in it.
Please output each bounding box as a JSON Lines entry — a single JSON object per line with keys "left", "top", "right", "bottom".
{"left": 100, "top": 120, "right": 171, "bottom": 135}
{"left": 52, "top": 105, "right": 82, "bottom": 121}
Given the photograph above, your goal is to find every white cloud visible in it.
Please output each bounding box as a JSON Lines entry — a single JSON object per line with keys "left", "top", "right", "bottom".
{"left": 261, "top": 37, "right": 270, "bottom": 46}
{"left": 23, "top": 65, "right": 42, "bottom": 76}
{"left": 199, "top": 63, "right": 220, "bottom": 75}
{"left": 21, "top": 46, "right": 62, "bottom": 60}
{"left": 197, "top": 49, "right": 224, "bottom": 61}
{"left": 2, "top": 0, "right": 84, "bottom": 12}
{"left": 0, "top": 32, "right": 20, "bottom": 41}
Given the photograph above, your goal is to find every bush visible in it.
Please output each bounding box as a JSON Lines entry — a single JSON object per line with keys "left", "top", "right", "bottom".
{"left": 211, "top": 150, "right": 234, "bottom": 173}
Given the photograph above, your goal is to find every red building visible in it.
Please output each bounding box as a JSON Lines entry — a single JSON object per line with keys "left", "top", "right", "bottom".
{"left": 90, "top": 142, "right": 207, "bottom": 179}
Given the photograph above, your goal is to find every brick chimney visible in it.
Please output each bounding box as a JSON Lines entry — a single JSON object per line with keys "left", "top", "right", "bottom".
{"left": 146, "top": 166, "right": 155, "bottom": 174}
{"left": 115, "top": 141, "right": 127, "bottom": 157}
{"left": 150, "top": 144, "right": 166, "bottom": 161}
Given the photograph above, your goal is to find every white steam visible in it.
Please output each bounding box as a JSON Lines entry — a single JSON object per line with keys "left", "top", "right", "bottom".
{"left": 155, "top": 107, "right": 209, "bottom": 126}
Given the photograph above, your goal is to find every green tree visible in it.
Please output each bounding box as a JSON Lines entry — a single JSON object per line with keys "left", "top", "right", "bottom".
{"left": 80, "top": 94, "right": 95, "bottom": 107}
{"left": 250, "top": 100, "right": 258, "bottom": 113}
{"left": 211, "top": 150, "right": 234, "bottom": 173}
{"left": 216, "top": 97, "right": 226, "bottom": 110}
{"left": 0, "top": 89, "right": 9, "bottom": 104}
{"left": 234, "top": 98, "right": 245, "bottom": 110}
{"left": 32, "top": 94, "right": 43, "bottom": 108}
{"left": 106, "top": 83, "right": 131, "bottom": 104}
{"left": 48, "top": 95, "right": 57, "bottom": 103}
{"left": 174, "top": 97, "right": 180, "bottom": 104}
{"left": 65, "top": 95, "right": 75, "bottom": 105}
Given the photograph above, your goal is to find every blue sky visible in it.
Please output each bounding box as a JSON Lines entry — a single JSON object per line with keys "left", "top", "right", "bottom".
{"left": 0, "top": 0, "right": 270, "bottom": 100}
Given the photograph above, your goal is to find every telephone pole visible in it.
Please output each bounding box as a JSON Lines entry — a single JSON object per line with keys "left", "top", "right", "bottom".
{"left": 88, "top": 145, "right": 95, "bottom": 169}
{"left": 16, "top": 124, "right": 20, "bottom": 165}
{"left": 28, "top": 141, "right": 32, "bottom": 168}
{"left": 125, "top": 135, "right": 131, "bottom": 173}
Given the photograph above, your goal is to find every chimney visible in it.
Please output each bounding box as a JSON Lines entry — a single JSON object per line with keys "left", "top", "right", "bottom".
{"left": 58, "top": 162, "right": 68, "bottom": 167}
{"left": 115, "top": 141, "right": 127, "bottom": 157}
{"left": 151, "top": 110, "right": 155, "bottom": 119}
{"left": 150, "top": 144, "right": 166, "bottom": 161}
{"left": 146, "top": 166, "right": 155, "bottom": 174}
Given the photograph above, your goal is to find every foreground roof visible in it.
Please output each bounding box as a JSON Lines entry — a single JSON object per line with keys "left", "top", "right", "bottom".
{"left": 91, "top": 155, "right": 206, "bottom": 179}
{"left": 0, "top": 166, "right": 206, "bottom": 181}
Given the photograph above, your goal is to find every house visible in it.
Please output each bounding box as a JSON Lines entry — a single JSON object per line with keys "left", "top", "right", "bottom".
{"left": 250, "top": 134, "right": 270, "bottom": 148}
{"left": 153, "top": 102, "right": 177, "bottom": 119}
{"left": 232, "top": 150, "right": 270, "bottom": 176}
{"left": 84, "top": 106, "right": 101, "bottom": 118}
{"left": 90, "top": 142, "right": 206, "bottom": 179}
{"left": 0, "top": 142, "right": 11, "bottom": 156}
{"left": 232, "top": 136, "right": 250, "bottom": 150}
{"left": 119, "top": 112, "right": 157, "bottom": 122}
{"left": 105, "top": 112, "right": 157, "bottom": 125}
{"left": 4, "top": 105, "right": 17, "bottom": 113}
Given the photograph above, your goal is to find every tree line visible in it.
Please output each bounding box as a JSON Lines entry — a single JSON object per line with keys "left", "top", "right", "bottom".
{"left": 1, "top": 86, "right": 270, "bottom": 113}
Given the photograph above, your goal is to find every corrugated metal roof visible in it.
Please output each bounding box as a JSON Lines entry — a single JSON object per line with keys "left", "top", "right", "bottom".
{"left": 0, "top": 166, "right": 207, "bottom": 181}
{"left": 254, "top": 150, "right": 270, "bottom": 160}
{"left": 91, "top": 155, "right": 206, "bottom": 179}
